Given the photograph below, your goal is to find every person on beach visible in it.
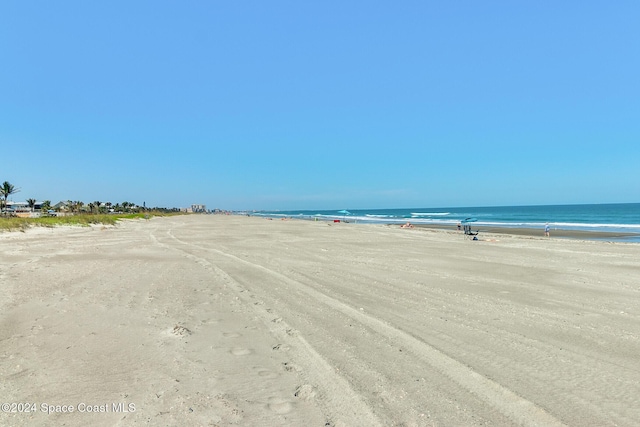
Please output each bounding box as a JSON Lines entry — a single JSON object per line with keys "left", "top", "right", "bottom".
{"left": 545, "top": 223, "right": 550, "bottom": 237}
{"left": 401, "top": 222, "right": 414, "bottom": 229}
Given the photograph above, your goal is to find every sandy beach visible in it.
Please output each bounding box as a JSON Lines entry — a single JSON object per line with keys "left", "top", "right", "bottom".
{"left": 416, "top": 224, "right": 640, "bottom": 242}
{"left": 1, "top": 215, "right": 639, "bottom": 426}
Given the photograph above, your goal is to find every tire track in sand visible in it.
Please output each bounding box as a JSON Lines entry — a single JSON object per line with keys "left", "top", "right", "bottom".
{"left": 161, "top": 227, "right": 566, "bottom": 427}
{"left": 149, "top": 227, "right": 383, "bottom": 427}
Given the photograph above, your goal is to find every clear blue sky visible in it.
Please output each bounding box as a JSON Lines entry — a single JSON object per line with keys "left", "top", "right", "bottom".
{"left": 1, "top": 1, "right": 638, "bottom": 210}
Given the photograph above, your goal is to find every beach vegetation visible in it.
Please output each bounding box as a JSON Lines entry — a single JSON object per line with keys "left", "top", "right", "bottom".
{"left": 1, "top": 181, "right": 19, "bottom": 214}
{"left": 27, "top": 198, "right": 37, "bottom": 212}
{"left": 0, "top": 180, "right": 189, "bottom": 232}
{"left": 0, "top": 211, "right": 183, "bottom": 232}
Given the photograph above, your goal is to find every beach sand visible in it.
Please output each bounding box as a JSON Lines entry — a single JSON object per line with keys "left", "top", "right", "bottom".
{"left": 1, "top": 215, "right": 639, "bottom": 426}
{"left": 417, "top": 224, "right": 639, "bottom": 242}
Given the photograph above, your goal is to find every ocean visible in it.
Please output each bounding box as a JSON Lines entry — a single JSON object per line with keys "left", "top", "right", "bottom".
{"left": 252, "top": 203, "right": 640, "bottom": 242}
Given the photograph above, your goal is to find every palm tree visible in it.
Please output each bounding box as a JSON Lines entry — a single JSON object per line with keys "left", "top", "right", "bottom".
{"left": 93, "top": 201, "right": 102, "bottom": 214}
{"left": 73, "top": 201, "right": 84, "bottom": 214}
{"left": 1, "top": 181, "right": 19, "bottom": 215}
{"left": 26, "top": 198, "right": 37, "bottom": 212}
{"left": 40, "top": 200, "right": 52, "bottom": 214}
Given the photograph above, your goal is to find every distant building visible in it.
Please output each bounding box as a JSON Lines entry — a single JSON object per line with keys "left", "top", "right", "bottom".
{"left": 7, "top": 201, "right": 43, "bottom": 212}
{"left": 53, "top": 201, "right": 70, "bottom": 211}
{"left": 5, "top": 201, "right": 45, "bottom": 218}
{"left": 191, "top": 204, "right": 206, "bottom": 213}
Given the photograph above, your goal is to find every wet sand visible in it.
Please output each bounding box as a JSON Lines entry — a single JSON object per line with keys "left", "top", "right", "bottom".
{"left": 1, "top": 215, "right": 639, "bottom": 426}
{"left": 416, "top": 224, "right": 639, "bottom": 241}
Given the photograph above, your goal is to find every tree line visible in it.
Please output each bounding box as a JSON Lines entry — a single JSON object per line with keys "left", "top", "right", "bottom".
{"left": 0, "top": 180, "right": 180, "bottom": 215}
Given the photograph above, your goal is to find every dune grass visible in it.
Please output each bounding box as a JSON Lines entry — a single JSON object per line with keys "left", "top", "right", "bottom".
{"left": 0, "top": 212, "right": 182, "bottom": 232}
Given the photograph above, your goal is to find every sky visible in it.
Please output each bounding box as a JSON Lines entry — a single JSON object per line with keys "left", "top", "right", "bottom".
{"left": 1, "top": 1, "right": 639, "bottom": 211}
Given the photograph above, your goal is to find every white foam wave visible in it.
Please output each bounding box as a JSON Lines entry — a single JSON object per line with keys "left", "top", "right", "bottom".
{"left": 410, "top": 212, "right": 450, "bottom": 217}
{"left": 477, "top": 221, "right": 640, "bottom": 229}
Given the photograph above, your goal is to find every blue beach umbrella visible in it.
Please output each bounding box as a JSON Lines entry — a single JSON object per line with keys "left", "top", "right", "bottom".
{"left": 337, "top": 210, "right": 351, "bottom": 221}
{"left": 461, "top": 217, "right": 479, "bottom": 238}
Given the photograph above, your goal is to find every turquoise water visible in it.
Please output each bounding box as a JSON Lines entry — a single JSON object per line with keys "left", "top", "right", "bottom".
{"left": 254, "top": 203, "right": 640, "bottom": 242}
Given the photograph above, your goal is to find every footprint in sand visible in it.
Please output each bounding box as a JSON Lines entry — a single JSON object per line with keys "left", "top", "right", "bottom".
{"left": 294, "top": 384, "right": 316, "bottom": 401}
{"left": 267, "top": 397, "right": 293, "bottom": 414}
{"left": 230, "top": 347, "right": 252, "bottom": 356}
{"left": 222, "top": 332, "right": 242, "bottom": 338}
{"left": 272, "top": 343, "right": 291, "bottom": 351}
{"left": 282, "top": 362, "right": 301, "bottom": 373}
{"left": 167, "top": 325, "right": 191, "bottom": 337}
{"left": 253, "top": 366, "right": 279, "bottom": 379}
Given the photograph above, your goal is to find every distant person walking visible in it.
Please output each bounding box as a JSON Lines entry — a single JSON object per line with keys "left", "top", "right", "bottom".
{"left": 545, "top": 223, "right": 550, "bottom": 237}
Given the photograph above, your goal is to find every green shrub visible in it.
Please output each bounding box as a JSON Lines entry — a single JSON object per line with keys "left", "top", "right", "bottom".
{"left": 0, "top": 211, "right": 183, "bottom": 232}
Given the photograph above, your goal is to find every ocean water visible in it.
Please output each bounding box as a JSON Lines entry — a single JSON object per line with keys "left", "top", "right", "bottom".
{"left": 253, "top": 203, "right": 640, "bottom": 242}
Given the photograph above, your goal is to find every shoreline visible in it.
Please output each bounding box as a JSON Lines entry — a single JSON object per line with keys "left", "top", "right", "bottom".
{"left": 292, "top": 216, "right": 640, "bottom": 243}
{"left": 410, "top": 223, "right": 640, "bottom": 242}
{"left": 254, "top": 213, "right": 640, "bottom": 243}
